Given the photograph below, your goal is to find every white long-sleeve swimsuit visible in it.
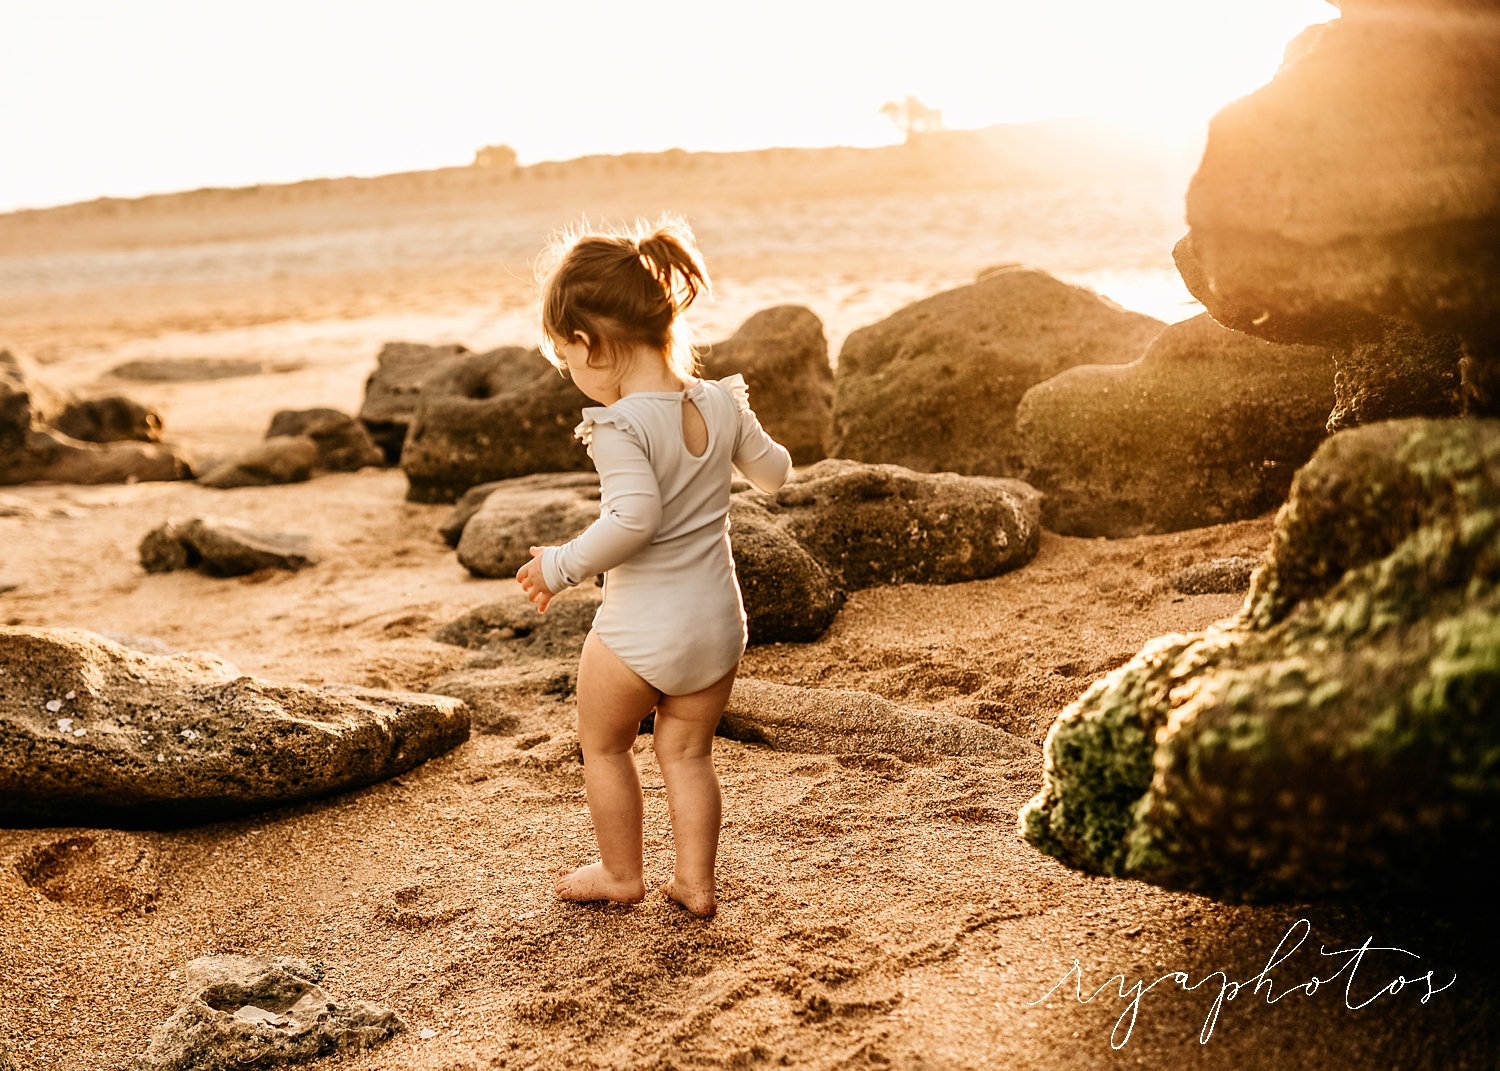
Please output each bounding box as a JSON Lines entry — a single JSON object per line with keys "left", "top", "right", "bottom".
{"left": 541, "top": 374, "right": 792, "bottom": 695}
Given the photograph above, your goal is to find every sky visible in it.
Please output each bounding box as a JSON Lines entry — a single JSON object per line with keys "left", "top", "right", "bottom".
{"left": 0, "top": 0, "right": 1335, "bottom": 213}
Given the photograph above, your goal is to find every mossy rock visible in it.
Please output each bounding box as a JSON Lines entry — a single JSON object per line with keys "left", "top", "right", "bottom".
{"left": 1020, "top": 417, "right": 1500, "bottom": 901}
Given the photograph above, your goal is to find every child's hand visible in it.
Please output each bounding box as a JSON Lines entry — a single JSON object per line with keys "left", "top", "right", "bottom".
{"left": 516, "top": 546, "right": 556, "bottom": 613}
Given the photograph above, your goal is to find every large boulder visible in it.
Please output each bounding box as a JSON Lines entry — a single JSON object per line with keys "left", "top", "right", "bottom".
{"left": 727, "top": 498, "right": 846, "bottom": 644}
{"left": 400, "top": 347, "right": 591, "bottom": 503}
{"left": 1016, "top": 314, "right": 1336, "bottom": 537}
{"left": 137, "top": 954, "right": 405, "bottom": 1070}
{"left": 1176, "top": 5, "right": 1500, "bottom": 409}
{"left": 358, "top": 341, "right": 471, "bottom": 463}
{"left": 831, "top": 267, "right": 1165, "bottom": 475}
{"left": 743, "top": 458, "right": 1042, "bottom": 589}
{"left": 0, "top": 627, "right": 469, "bottom": 827}
{"left": 700, "top": 305, "right": 832, "bottom": 465}
{"left": 196, "top": 436, "right": 317, "bottom": 489}
{"left": 265, "top": 408, "right": 382, "bottom": 472}
{"left": 1020, "top": 417, "right": 1500, "bottom": 901}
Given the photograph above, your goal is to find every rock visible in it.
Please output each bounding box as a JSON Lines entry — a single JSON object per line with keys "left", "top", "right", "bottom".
{"left": 2, "top": 428, "right": 192, "bottom": 487}
{"left": 3, "top": 348, "right": 190, "bottom": 486}
{"left": 0, "top": 575, "right": 17, "bottom": 594}
{"left": 727, "top": 498, "right": 846, "bottom": 644}
{"left": 136, "top": 954, "right": 405, "bottom": 1070}
{"left": 454, "top": 463, "right": 1039, "bottom": 644}
{"left": 455, "top": 472, "right": 601, "bottom": 578}
{"left": 831, "top": 266, "right": 1164, "bottom": 475}
{"left": 0, "top": 626, "right": 469, "bottom": 826}
{"left": 139, "top": 518, "right": 318, "bottom": 576}
{"left": 265, "top": 408, "right": 383, "bottom": 471}
{"left": 1020, "top": 417, "right": 1500, "bottom": 901}
{"left": 700, "top": 305, "right": 832, "bottom": 464}
{"left": 1327, "top": 321, "right": 1465, "bottom": 432}
{"left": 108, "top": 357, "right": 264, "bottom": 382}
{"left": 720, "top": 679, "right": 1028, "bottom": 761}
{"left": 1176, "top": 6, "right": 1500, "bottom": 409}
{"left": 744, "top": 458, "right": 1042, "bottom": 589}
{"left": 401, "top": 347, "right": 591, "bottom": 503}
{"left": 1, "top": 346, "right": 70, "bottom": 428}
{"left": 197, "top": 436, "right": 317, "bottom": 489}
{"left": 439, "top": 479, "right": 509, "bottom": 546}
{"left": 432, "top": 591, "right": 602, "bottom": 661}
{"left": 358, "top": 341, "right": 472, "bottom": 464}
{"left": 1016, "top": 314, "right": 1336, "bottom": 537}
{"left": 1168, "top": 556, "right": 1261, "bottom": 596}
{"left": 51, "top": 395, "right": 161, "bottom": 443}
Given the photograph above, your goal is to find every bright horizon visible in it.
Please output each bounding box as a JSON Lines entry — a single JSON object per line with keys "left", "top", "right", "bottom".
{"left": 0, "top": 0, "right": 1334, "bottom": 214}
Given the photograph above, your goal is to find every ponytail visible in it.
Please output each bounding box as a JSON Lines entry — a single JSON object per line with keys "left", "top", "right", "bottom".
{"left": 538, "top": 214, "right": 712, "bottom": 379}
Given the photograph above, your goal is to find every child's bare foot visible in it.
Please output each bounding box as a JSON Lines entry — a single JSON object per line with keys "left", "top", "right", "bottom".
{"left": 553, "top": 862, "right": 645, "bottom": 905}
{"left": 659, "top": 877, "right": 717, "bottom": 917}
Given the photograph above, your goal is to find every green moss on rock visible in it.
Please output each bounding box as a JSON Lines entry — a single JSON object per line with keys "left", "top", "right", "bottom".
{"left": 1020, "top": 417, "right": 1500, "bottom": 900}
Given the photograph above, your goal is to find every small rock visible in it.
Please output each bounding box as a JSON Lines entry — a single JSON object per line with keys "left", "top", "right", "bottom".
{"left": 45, "top": 698, "right": 63, "bottom": 712}
{"left": 108, "top": 357, "right": 263, "bottom": 382}
{"left": 139, "top": 518, "right": 318, "bottom": 577}
{"left": 56, "top": 717, "right": 72, "bottom": 731}
{"left": 419, "top": 1028, "right": 437, "bottom": 1040}
{"left": 197, "top": 436, "right": 317, "bottom": 490}
{"left": 265, "top": 408, "right": 383, "bottom": 472}
{"left": 136, "top": 954, "right": 405, "bottom": 1070}
{"left": 1169, "top": 556, "right": 1261, "bottom": 596}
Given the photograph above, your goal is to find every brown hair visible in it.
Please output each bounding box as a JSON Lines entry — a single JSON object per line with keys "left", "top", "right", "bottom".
{"left": 537, "top": 215, "right": 711, "bottom": 379}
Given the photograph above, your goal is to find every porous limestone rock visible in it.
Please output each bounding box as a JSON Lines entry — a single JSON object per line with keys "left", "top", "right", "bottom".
{"left": 744, "top": 458, "right": 1042, "bottom": 589}
{"left": 726, "top": 498, "right": 846, "bottom": 644}
{"left": 1176, "top": 4, "right": 1500, "bottom": 410}
{"left": 831, "top": 266, "right": 1164, "bottom": 475}
{"left": 0, "top": 626, "right": 468, "bottom": 827}
{"left": 700, "top": 304, "right": 832, "bottom": 464}
{"left": 265, "top": 408, "right": 382, "bottom": 471}
{"left": 197, "top": 436, "right": 317, "bottom": 489}
{"left": 400, "top": 347, "right": 591, "bottom": 503}
{"left": 455, "top": 472, "right": 601, "bottom": 578}
{"left": 1326, "top": 321, "right": 1465, "bottom": 431}
{"left": 136, "top": 954, "right": 404, "bottom": 1070}
{"left": 722, "top": 679, "right": 1027, "bottom": 761}
{"left": 357, "top": 341, "right": 471, "bottom": 463}
{"left": 1020, "top": 417, "right": 1500, "bottom": 900}
{"left": 139, "top": 518, "right": 318, "bottom": 576}
{"left": 1016, "top": 314, "right": 1335, "bottom": 537}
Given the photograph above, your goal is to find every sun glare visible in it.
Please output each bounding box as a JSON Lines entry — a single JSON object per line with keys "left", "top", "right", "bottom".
{"left": 0, "top": 1, "right": 1336, "bottom": 211}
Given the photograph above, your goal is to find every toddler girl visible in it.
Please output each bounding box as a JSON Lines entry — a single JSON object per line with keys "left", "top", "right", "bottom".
{"left": 516, "top": 217, "right": 792, "bottom": 917}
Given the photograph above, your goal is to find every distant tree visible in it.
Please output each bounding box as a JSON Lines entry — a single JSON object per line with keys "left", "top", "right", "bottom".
{"left": 472, "top": 143, "right": 519, "bottom": 169}
{"left": 879, "top": 96, "right": 945, "bottom": 140}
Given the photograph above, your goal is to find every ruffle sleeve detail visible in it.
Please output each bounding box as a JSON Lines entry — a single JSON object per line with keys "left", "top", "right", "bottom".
{"left": 574, "top": 406, "right": 639, "bottom": 459}
{"left": 720, "top": 372, "right": 751, "bottom": 413}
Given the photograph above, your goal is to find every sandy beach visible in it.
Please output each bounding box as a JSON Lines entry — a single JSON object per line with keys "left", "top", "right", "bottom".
{"left": 2, "top": 138, "right": 1494, "bottom": 1069}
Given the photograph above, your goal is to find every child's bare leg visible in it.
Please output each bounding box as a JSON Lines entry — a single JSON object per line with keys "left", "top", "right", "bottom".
{"left": 554, "top": 631, "right": 660, "bottom": 905}
{"left": 652, "top": 663, "right": 737, "bottom": 917}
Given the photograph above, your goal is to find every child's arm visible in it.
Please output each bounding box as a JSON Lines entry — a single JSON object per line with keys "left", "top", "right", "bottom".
{"left": 539, "top": 423, "right": 662, "bottom": 593}
{"left": 729, "top": 378, "right": 793, "bottom": 493}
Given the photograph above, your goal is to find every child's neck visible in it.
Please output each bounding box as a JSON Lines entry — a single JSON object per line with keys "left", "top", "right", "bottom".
{"left": 613, "top": 344, "right": 689, "bottom": 400}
